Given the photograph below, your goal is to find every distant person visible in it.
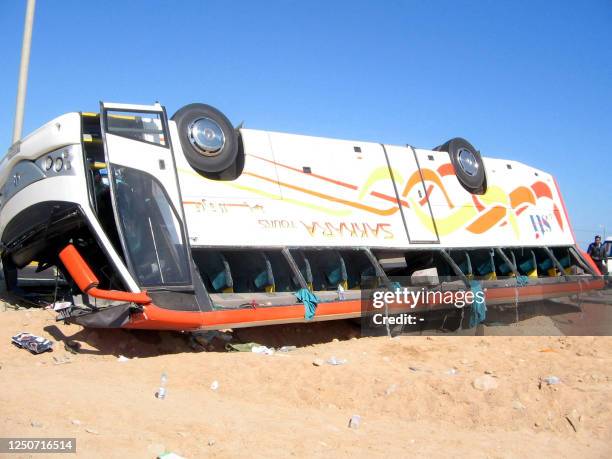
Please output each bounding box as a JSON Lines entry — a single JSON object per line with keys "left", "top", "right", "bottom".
{"left": 587, "top": 235, "right": 607, "bottom": 274}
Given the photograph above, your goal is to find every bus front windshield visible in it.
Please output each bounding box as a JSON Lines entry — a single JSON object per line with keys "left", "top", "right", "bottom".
{"left": 111, "top": 165, "right": 191, "bottom": 287}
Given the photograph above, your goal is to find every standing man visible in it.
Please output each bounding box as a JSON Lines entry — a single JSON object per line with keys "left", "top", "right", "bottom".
{"left": 587, "top": 235, "right": 607, "bottom": 274}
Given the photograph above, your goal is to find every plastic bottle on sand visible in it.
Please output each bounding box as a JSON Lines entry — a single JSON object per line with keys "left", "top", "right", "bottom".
{"left": 156, "top": 372, "right": 168, "bottom": 399}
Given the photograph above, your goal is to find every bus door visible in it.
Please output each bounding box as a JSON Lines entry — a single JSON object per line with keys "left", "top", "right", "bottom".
{"left": 383, "top": 145, "right": 440, "bottom": 244}
{"left": 100, "top": 102, "right": 195, "bottom": 291}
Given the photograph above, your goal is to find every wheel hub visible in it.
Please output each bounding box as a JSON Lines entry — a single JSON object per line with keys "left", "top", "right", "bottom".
{"left": 188, "top": 117, "right": 226, "bottom": 156}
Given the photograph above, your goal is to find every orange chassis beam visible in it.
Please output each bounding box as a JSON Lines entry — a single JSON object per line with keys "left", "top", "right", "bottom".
{"left": 125, "top": 278, "right": 605, "bottom": 331}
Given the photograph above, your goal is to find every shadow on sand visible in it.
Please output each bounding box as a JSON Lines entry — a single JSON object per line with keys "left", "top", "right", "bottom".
{"left": 3, "top": 284, "right": 611, "bottom": 358}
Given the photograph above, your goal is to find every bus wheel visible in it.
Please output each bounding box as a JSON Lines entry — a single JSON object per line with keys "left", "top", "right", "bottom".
{"left": 172, "top": 103, "right": 240, "bottom": 174}
{"left": 434, "top": 137, "right": 487, "bottom": 194}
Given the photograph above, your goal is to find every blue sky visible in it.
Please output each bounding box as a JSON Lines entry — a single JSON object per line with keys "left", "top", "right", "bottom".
{"left": 1, "top": 0, "right": 610, "bottom": 247}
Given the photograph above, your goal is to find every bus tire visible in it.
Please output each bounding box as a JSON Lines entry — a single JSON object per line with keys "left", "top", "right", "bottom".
{"left": 434, "top": 137, "right": 486, "bottom": 194}
{"left": 172, "top": 103, "right": 239, "bottom": 174}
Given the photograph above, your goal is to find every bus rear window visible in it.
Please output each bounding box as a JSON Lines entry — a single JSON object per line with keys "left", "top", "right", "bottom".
{"left": 105, "top": 110, "right": 167, "bottom": 146}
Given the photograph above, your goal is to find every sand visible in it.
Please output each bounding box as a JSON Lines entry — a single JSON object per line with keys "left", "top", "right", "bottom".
{"left": 1, "top": 305, "right": 611, "bottom": 458}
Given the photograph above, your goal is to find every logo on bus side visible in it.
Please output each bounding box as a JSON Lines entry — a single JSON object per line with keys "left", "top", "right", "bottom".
{"left": 257, "top": 219, "right": 395, "bottom": 240}
{"left": 529, "top": 214, "right": 553, "bottom": 239}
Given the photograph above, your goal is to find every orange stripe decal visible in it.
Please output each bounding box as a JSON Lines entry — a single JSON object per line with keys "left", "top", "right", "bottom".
{"left": 437, "top": 163, "right": 455, "bottom": 176}
{"left": 531, "top": 181, "right": 553, "bottom": 199}
{"left": 244, "top": 172, "right": 399, "bottom": 216}
{"left": 249, "top": 153, "right": 358, "bottom": 190}
{"left": 402, "top": 169, "right": 454, "bottom": 208}
{"left": 466, "top": 206, "right": 506, "bottom": 233}
{"left": 370, "top": 191, "right": 409, "bottom": 207}
{"left": 471, "top": 194, "right": 485, "bottom": 212}
{"left": 419, "top": 185, "right": 434, "bottom": 206}
{"left": 509, "top": 186, "right": 536, "bottom": 209}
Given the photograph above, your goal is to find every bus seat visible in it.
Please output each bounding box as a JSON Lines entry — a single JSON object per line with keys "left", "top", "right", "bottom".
{"left": 518, "top": 251, "right": 538, "bottom": 278}
{"left": 323, "top": 252, "right": 348, "bottom": 290}
{"left": 253, "top": 255, "right": 275, "bottom": 293}
{"left": 498, "top": 262, "right": 514, "bottom": 276}
{"left": 193, "top": 251, "right": 233, "bottom": 293}
{"left": 537, "top": 258, "right": 558, "bottom": 277}
{"left": 476, "top": 251, "right": 496, "bottom": 279}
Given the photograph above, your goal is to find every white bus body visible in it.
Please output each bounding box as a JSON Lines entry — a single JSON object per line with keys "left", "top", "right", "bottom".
{"left": 0, "top": 102, "right": 603, "bottom": 330}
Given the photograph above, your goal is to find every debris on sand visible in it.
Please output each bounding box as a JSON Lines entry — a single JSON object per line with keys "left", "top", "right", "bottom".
{"left": 11, "top": 332, "right": 53, "bottom": 354}
{"left": 472, "top": 375, "right": 498, "bottom": 391}
{"left": 64, "top": 340, "right": 81, "bottom": 354}
{"left": 52, "top": 355, "right": 72, "bottom": 365}
{"left": 348, "top": 415, "right": 361, "bottom": 429}
{"left": 326, "top": 356, "right": 347, "bottom": 365}
{"left": 157, "top": 452, "right": 185, "bottom": 459}
{"left": 540, "top": 376, "right": 561, "bottom": 387}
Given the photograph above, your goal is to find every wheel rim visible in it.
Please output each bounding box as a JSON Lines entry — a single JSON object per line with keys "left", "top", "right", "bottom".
{"left": 457, "top": 148, "right": 479, "bottom": 177}
{"left": 188, "top": 117, "right": 226, "bottom": 156}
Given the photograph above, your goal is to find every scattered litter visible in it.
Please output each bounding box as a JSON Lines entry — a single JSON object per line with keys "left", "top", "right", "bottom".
{"left": 210, "top": 380, "right": 220, "bottom": 391}
{"left": 251, "top": 345, "right": 274, "bottom": 355}
{"left": 472, "top": 375, "right": 498, "bottom": 391}
{"left": 52, "top": 355, "right": 72, "bottom": 365}
{"left": 207, "top": 439, "right": 216, "bottom": 447}
{"left": 226, "top": 342, "right": 260, "bottom": 352}
{"left": 117, "top": 355, "right": 130, "bottom": 362}
{"left": 312, "top": 358, "right": 325, "bottom": 367}
{"left": 30, "top": 420, "right": 43, "bottom": 428}
{"left": 348, "top": 414, "right": 361, "bottom": 429}
{"left": 192, "top": 330, "right": 219, "bottom": 344}
{"left": 191, "top": 330, "right": 232, "bottom": 349}
{"left": 539, "top": 348, "right": 557, "bottom": 353}
{"left": 512, "top": 401, "right": 526, "bottom": 410}
{"left": 147, "top": 443, "right": 166, "bottom": 456}
{"left": 11, "top": 332, "right": 53, "bottom": 354}
{"left": 64, "top": 340, "right": 81, "bottom": 355}
{"left": 278, "top": 345, "right": 297, "bottom": 353}
{"left": 542, "top": 376, "right": 561, "bottom": 386}
{"left": 326, "top": 356, "right": 347, "bottom": 365}
{"left": 71, "top": 419, "right": 81, "bottom": 426}
{"left": 337, "top": 283, "right": 346, "bottom": 300}
{"left": 385, "top": 384, "right": 398, "bottom": 396}
{"left": 158, "top": 453, "right": 185, "bottom": 459}
{"left": 409, "top": 366, "right": 420, "bottom": 372}
{"left": 85, "top": 428, "right": 99, "bottom": 435}
{"left": 53, "top": 301, "right": 72, "bottom": 311}
{"left": 446, "top": 368, "right": 459, "bottom": 375}
{"left": 565, "top": 409, "right": 581, "bottom": 432}
{"left": 156, "top": 372, "right": 168, "bottom": 400}
{"left": 565, "top": 415, "right": 578, "bottom": 432}
{"left": 484, "top": 370, "right": 494, "bottom": 375}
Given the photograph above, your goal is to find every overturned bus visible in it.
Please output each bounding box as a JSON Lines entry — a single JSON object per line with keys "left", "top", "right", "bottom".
{"left": 0, "top": 102, "right": 604, "bottom": 330}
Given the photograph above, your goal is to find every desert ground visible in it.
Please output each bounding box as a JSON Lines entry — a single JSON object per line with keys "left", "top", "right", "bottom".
{"left": 1, "top": 293, "right": 611, "bottom": 458}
